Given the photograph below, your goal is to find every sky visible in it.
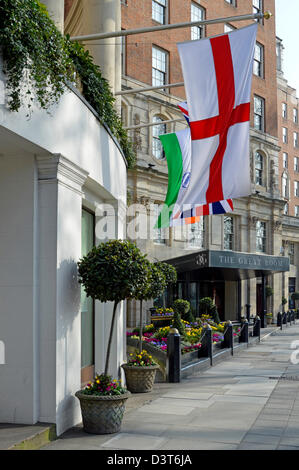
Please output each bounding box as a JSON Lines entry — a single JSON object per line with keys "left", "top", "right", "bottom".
{"left": 275, "top": 0, "right": 299, "bottom": 94}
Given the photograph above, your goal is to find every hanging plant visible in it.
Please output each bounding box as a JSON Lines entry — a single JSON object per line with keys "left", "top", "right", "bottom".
{"left": 0, "top": 0, "right": 136, "bottom": 168}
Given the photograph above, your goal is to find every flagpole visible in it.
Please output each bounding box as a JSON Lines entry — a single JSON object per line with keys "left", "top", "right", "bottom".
{"left": 70, "top": 12, "right": 272, "bottom": 42}
{"left": 115, "top": 82, "right": 184, "bottom": 96}
{"left": 124, "top": 118, "right": 185, "bottom": 131}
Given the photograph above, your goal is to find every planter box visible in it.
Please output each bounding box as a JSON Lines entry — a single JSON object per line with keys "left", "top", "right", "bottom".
{"left": 122, "top": 364, "right": 160, "bottom": 393}
{"left": 75, "top": 391, "right": 131, "bottom": 435}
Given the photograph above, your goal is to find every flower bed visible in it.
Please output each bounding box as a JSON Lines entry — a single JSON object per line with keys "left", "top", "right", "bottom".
{"left": 127, "top": 316, "right": 227, "bottom": 355}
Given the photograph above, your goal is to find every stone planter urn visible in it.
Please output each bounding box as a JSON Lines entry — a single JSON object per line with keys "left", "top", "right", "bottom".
{"left": 75, "top": 390, "right": 131, "bottom": 434}
{"left": 121, "top": 364, "right": 160, "bottom": 393}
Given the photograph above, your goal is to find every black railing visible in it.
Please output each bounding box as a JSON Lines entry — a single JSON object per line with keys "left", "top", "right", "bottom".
{"left": 167, "top": 314, "right": 298, "bottom": 383}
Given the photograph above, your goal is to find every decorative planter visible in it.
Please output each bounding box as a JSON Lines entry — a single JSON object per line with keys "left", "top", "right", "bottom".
{"left": 121, "top": 364, "right": 160, "bottom": 393}
{"left": 75, "top": 390, "right": 131, "bottom": 434}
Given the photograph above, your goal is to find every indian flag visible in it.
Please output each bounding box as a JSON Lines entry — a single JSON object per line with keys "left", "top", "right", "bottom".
{"left": 155, "top": 127, "right": 233, "bottom": 229}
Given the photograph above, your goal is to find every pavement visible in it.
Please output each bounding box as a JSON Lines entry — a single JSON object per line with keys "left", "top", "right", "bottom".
{"left": 38, "top": 323, "right": 299, "bottom": 451}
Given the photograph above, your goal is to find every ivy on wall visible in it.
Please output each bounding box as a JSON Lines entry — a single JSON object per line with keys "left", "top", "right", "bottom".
{"left": 0, "top": 0, "right": 135, "bottom": 168}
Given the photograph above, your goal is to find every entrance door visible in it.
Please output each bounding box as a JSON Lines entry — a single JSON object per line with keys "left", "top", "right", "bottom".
{"left": 81, "top": 209, "right": 95, "bottom": 386}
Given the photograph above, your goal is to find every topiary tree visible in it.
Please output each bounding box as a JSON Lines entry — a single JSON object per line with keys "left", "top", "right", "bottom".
{"left": 266, "top": 286, "right": 274, "bottom": 298}
{"left": 210, "top": 304, "right": 221, "bottom": 324}
{"left": 198, "top": 297, "right": 214, "bottom": 317}
{"left": 134, "top": 262, "right": 167, "bottom": 353}
{"left": 154, "top": 262, "right": 177, "bottom": 307}
{"left": 291, "top": 292, "right": 299, "bottom": 309}
{"left": 78, "top": 240, "right": 149, "bottom": 376}
{"left": 172, "top": 299, "right": 190, "bottom": 336}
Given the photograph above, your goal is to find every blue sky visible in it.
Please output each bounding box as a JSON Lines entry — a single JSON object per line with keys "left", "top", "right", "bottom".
{"left": 275, "top": 0, "right": 299, "bottom": 94}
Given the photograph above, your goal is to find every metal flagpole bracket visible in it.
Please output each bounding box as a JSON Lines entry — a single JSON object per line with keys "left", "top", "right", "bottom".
{"left": 70, "top": 12, "right": 267, "bottom": 42}
{"left": 264, "top": 11, "right": 272, "bottom": 20}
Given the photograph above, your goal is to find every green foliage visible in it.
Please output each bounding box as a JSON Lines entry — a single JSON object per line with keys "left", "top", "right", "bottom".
{"left": 173, "top": 299, "right": 190, "bottom": 316}
{"left": 265, "top": 286, "right": 274, "bottom": 297}
{"left": 282, "top": 296, "right": 288, "bottom": 305}
{"left": 134, "top": 261, "right": 166, "bottom": 302}
{"left": 291, "top": 292, "right": 299, "bottom": 301}
{"left": 0, "top": 0, "right": 136, "bottom": 168}
{"left": 210, "top": 305, "right": 220, "bottom": 324}
{"left": 172, "top": 310, "right": 186, "bottom": 337}
{"left": 83, "top": 374, "right": 126, "bottom": 396}
{"left": 198, "top": 297, "right": 214, "bottom": 316}
{"left": 155, "top": 262, "right": 177, "bottom": 287}
{"left": 78, "top": 240, "right": 148, "bottom": 304}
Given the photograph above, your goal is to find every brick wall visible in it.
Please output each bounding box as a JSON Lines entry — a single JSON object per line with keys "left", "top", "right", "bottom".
{"left": 122, "top": 0, "right": 277, "bottom": 137}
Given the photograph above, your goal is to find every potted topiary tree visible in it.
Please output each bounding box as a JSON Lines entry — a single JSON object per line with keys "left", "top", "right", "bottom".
{"left": 76, "top": 239, "right": 149, "bottom": 434}
{"left": 122, "top": 262, "right": 166, "bottom": 393}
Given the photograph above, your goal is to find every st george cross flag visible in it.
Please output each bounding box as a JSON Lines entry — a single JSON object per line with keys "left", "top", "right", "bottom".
{"left": 175, "top": 101, "right": 234, "bottom": 225}
{"left": 176, "top": 23, "right": 258, "bottom": 206}
{"left": 155, "top": 127, "right": 234, "bottom": 228}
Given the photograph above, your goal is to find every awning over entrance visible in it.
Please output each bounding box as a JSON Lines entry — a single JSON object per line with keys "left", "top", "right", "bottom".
{"left": 165, "top": 250, "right": 290, "bottom": 281}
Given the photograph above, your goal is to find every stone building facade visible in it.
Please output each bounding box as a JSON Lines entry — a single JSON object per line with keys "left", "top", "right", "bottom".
{"left": 65, "top": 1, "right": 299, "bottom": 326}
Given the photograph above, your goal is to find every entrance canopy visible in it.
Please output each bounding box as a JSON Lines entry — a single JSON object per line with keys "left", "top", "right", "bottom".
{"left": 165, "top": 250, "right": 290, "bottom": 281}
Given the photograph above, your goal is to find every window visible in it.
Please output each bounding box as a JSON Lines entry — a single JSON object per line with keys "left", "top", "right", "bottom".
{"left": 294, "top": 108, "right": 298, "bottom": 124}
{"left": 289, "top": 243, "right": 295, "bottom": 264}
{"left": 253, "top": 43, "right": 264, "bottom": 78}
{"left": 186, "top": 219, "right": 205, "bottom": 249}
{"left": 255, "top": 151, "right": 263, "bottom": 185}
{"left": 256, "top": 220, "right": 266, "bottom": 253}
{"left": 224, "top": 216, "right": 234, "bottom": 250}
{"left": 81, "top": 209, "right": 95, "bottom": 379}
{"left": 152, "top": 46, "right": 168, "bottom": 87}
{"left": 282, "top": 102, "right": 287, "bottom": 119}
{"left": 224, "top": 23, "right": 236, "bottom": 33}
{"left": 152, "top": 0, "right": 167, "bottom": 24}
{"left": 282, "top": 127, "right": 288, "bottom": 144}
{"left": 296, "top": 206, "right": 299, "bottom": 217}
{"left": 153, "top": 204, "right": 166, "bottom": 244}
{"left": 284, "top": 203, "right": 289, "bottom": 215}
{"left": 282, "top": 172, "right": 289, "bottom": 198}
{"left": 283, "top": 152, "right": 288, "bottom": 169}
{"left": 225, "top": 0, "right": 236, "bottom": 5}
{"left": 253, "top": 0, "right": 263, "bottom": 23}
{"left": 294, "top": 157, "right": 299, "bottom": 172}
{"left": 191, "top": 3, "right": 205, "bottom": 40}
{"left": 295, "top": 181, "right": 299, "bottom": 197}
{"left": 152, "top": 116, "right": 166, "bottom": 160}
{"left": 294, "top": 131, "right": 299, "bottom": 148}
{"left": 254, "top": 95, "right": 265, "bottom": 131}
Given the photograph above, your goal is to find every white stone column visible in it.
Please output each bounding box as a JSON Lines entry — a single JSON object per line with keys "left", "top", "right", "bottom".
{"left": 42, "top": 0, "right": 65, "bottom": 33}
{"left": 37, "top": 153, "right": 88, "bottom": 436}
{"left": 81, "top": 0, "right": 121, "bottom": 96}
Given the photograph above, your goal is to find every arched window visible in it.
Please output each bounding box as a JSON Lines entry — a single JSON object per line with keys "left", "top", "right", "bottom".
{"left": 152, "top": 116, "right": 166, "bottom": 160}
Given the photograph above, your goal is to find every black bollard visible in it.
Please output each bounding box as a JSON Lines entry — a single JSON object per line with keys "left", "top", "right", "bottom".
{"left": 253, "top": 316, "right": 261, "bottom": 341}
{"left": 245, "top": 304, "right": 251, "bottom": 322}
{"left": 223, "top": 321, "right": 234, "bottom": 355}
{"left": 288, "top": 311, "right": 292, "bottom": 325}
{"left": 167, "top": 328, "right": 181, "bottom": 383}
{"left": 277, "top": 312, "right": 282, "bottom": 327}
{"left": 239, "top": 319, "right": 249, "bottom": 345}
{"left": 283, "top": 312, "right": 287, "bottom": 325}
{"left": 198, "top": 325, "right": 213, "bottom": 366}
